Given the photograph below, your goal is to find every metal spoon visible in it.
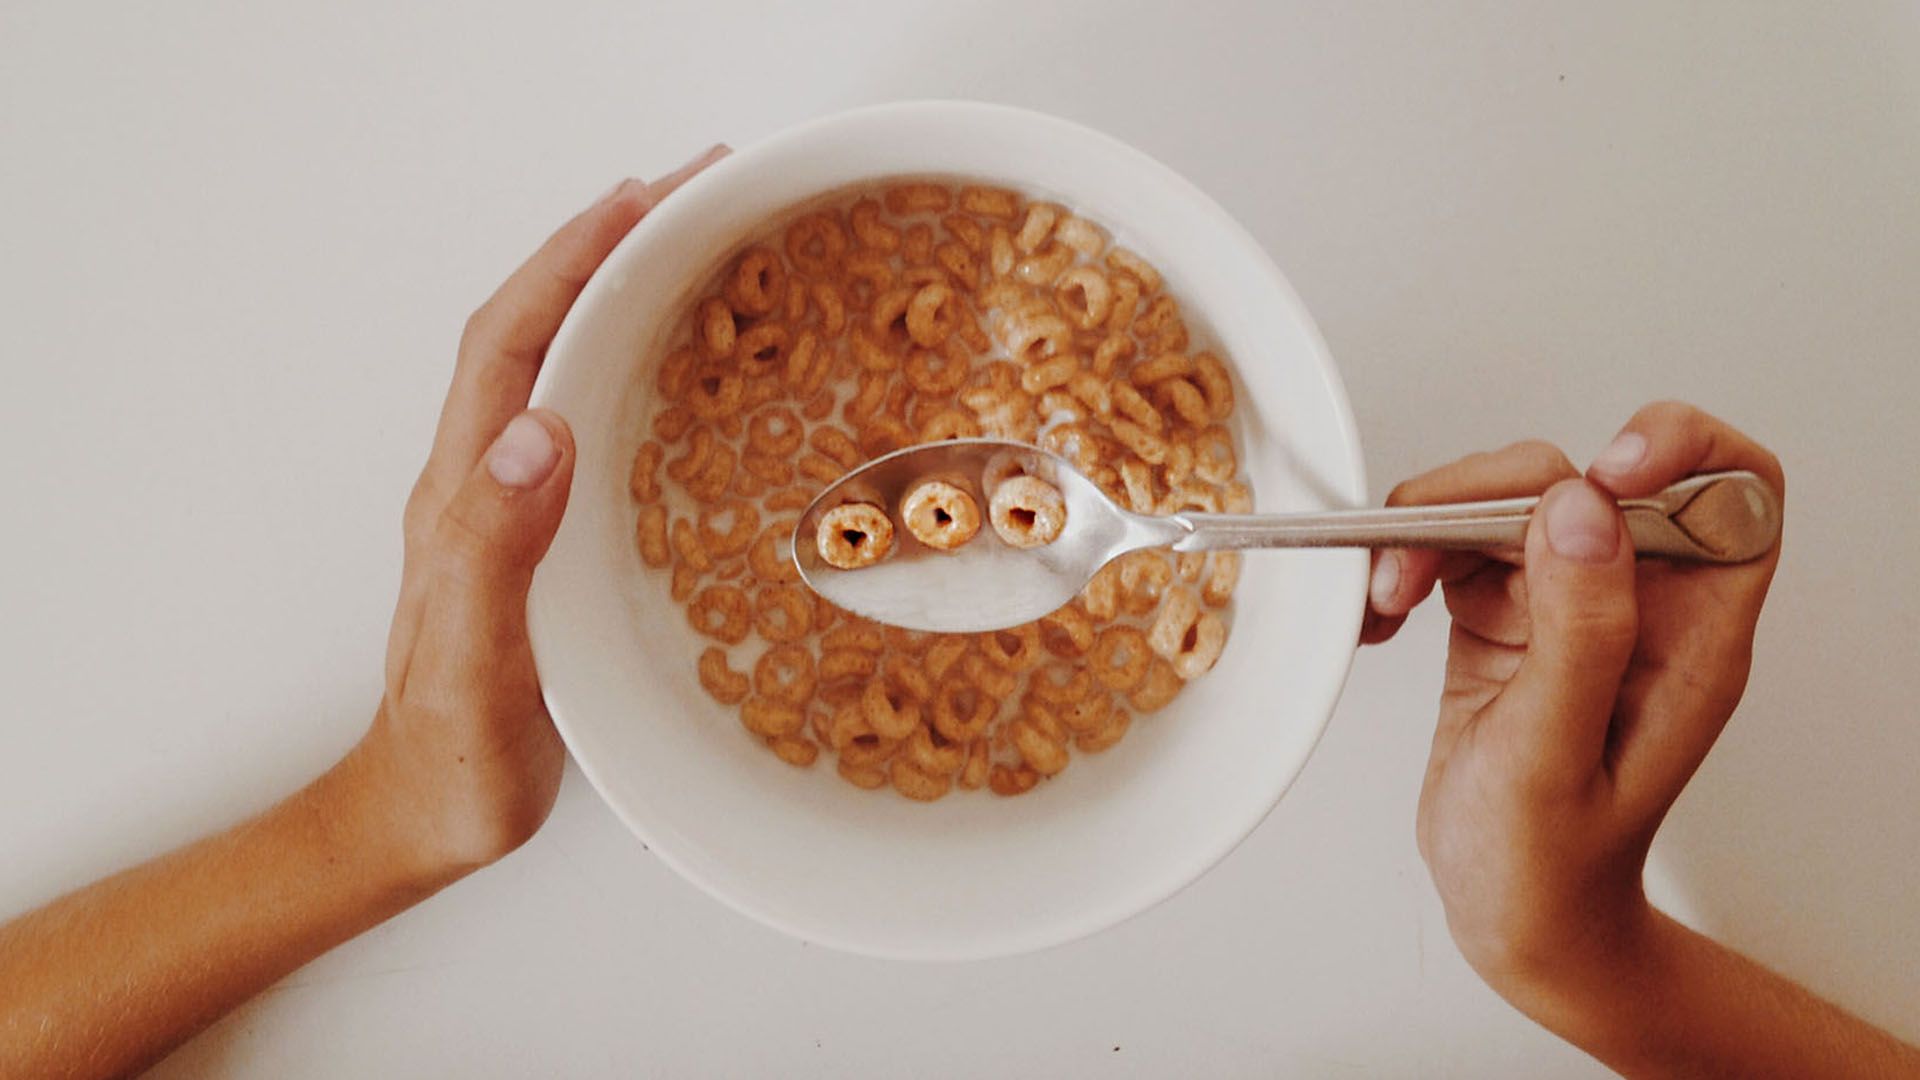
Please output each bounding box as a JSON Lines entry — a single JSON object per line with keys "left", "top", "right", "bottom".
{"left": 791, "top": 438, "right": 1781, "bottom": 634}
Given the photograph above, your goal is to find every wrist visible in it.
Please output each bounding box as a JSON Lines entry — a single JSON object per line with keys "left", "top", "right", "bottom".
{"left": 312, "top": 728, "right": 477, "bottom": 898}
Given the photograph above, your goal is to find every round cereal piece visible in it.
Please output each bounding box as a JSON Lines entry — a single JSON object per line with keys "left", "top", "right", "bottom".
{"left": 653, "top": 404, "right": 696, "bottom": 444}
{"left": 635, "top": 503, "right": 670, "bottom": 568}
{"left": 696, "top": 646, "right": 749, "bottom": 705}
{"left": 858, "top": 418, "right": 913, "bottom": 460}
{"left": 1191, "top": 351, "right": 1235, "bottom": 420}
{"left": 698, "top": 501, "right": 759, "bottom": 559}
{"left": 1002, "top": 312, "right": 1072, "bottom": 366}
{"left": 905, "top": 340, "right": 970, "bottom": 395}
{"left": 742, "top": 407, "right": 802, "bottom": 460}
{"left": 923, "top": 635, "right": 969, "bottom": 682}
{"left": 978, "top": 622, "right": 1042, "bottom": 671}
{"left": 905, "top": 282, "right": 958, "bottom": 348}
{"left": 1117, "top": 456, "right": 1157, "bottom": 513}
{"left": 988, "top": 475, "right": 1067, "bottom": 549}
{"left": 785, "top": 212, "right": 847, "bottom": 277}
{"left": 1105, "top": 247, "right": 1161, "bottom": 293}
{"left": 1136, "top": 295, "right": 1188, "bottom": 352}
{"left": 724, "top": 245, "right": 787, "bottom": 318}
{"left": 837, "top": 758, "right": 888, "bottom": 790}
{"left": 960, "top": 185, "right": 1020, "bottom": 220}
{"left": 1203, "top": 552, "right": 1241, "bottom": 608}
{"left": 808, "top": 426, "right": 863, "bottom": 470}
{"left": 1117, "top": 550, "right": 1174, "bottom": 616}
{"left": 688, "top": 584, "right": 751, "bottom": 644}
{"left": 884, "top": 182, "right": 951, "bottom": 215}
{"left": 862, "top": 677, "right": 922, "bottom": 741}
{"left": 931, "top": 676, "right": 997, "bottom": 742}
{"left": 958, "top": 739, "right": 990, "bottom": 789}
{"left": 842, "top": 370, "right": 890, "bottom": 423}
{"left": 830, "top": 703, "right": 900, "bottom": 767}
{"left": 742, "top": 451, "right": 795, "bottom": 489}
{"left": 1155, "top": 377, "right": 1211, "bottom": 429}
{"left": 1089, "top": 625, "right": 1150, "bottom": 692}
{"left": 670, "top": 517, "right": 713, "bottom": 572}
{"left": 934, "top": 241, "right": 979, "bottom": 289}
{"left": 752, "top": 583, "right": 812, "bottom": 643}
{"left": 820, "top": 649, "right": 878, "bottom": 683}
{"left": 1010, "top": 717, "right": 1070, "bottom": 776}
{"left": 1019, "top": 354, "right": 1079, "bottom": 396}
{"left": 1058, "top": 691, "right": 1114, "bottom": 736}
{"left": 899, "top": 478, "right": 981, "bottom": 551}
{"left": 890, "top": 756, "right": 952, "bottom": 802}
{"left": 960, "top": 652, "right": 1018, "bottom": 699}
{"left": 903, "top": 723, "right": 967, "bottom": 776}
{"left": 797, "top": 452, "right": 844, "bottom": 486}
{"left": 740, "top": 695, "right": 804, "bottom": 738}
{"left": 748, "top": 520, "right": 801, "bottom": 584}
{"left": 815, "top": 503, "right": 894, "bottom": 570}
{"left": 767, "top": 734, "right": 819, "bottom": 768}
{"left": 821, "top": 620, "right": 884, "bottom": 653}
{"left": 1192, "top": 426, "right": 1237, "bottom": 486}
{"left": 699, "top": 297, "right": 736, "bottom": 359}
{"left": 1054, "top": 265, "right": 1112, "bottom": 330}
{"left": 848, "top": 198, "right": 899, "bottom": 252}
{"left": 988, "top": 763, "right": 1040, "bottom": 797}
{"left": 629, "top": 441, "right": 665, "bottom": 503}
{"left": 765, "top": 487, "right": 813, "bottom": 513}
{"left": 665, "top": 425, "right": 715, "bottom": 484}
{"left": 685, "top": 442, "right": 737, "bottom": 503}
{"left": 1128, "top": 658, "right": 1183, "bottom": 713}
{"left": 1148, "top": 587, "right": 1204, "bottom": 663}
{"left": 1014, "top": 244, "right": 1075, "bottom": 288}
{"left": 1014, "top": 202, "right": 1058, "bottom": 253}
{"left": 1037, "top": 605, "right": 1094, "bottom": 659}
{"left": 1074, "top": 705, "right": 1132, "bottom": 754}
{"left": 669, "top": 561, "right": 701, "bottom": 604}
{"left": 656, "top": 345, "right": 698, "bottom": 401}
{"left": 1029, "top": 664, "right": 1092, "bottom": 707}
{"left": 1110, "top": 382, "right": 1165, "bottom": 434}
{"left": 1130, "top": 352, "right": 1194, "bottom": 387}
{"left": 733, "top": 324, "right": 791, "bottom": 381}
{"left": 1172, "top": 610, "right": 1227, "bottom": 680}
{"left": 1080, "top": 560, "right": 1121, "bottom": 620}
{"left": 754, "top": 644, "right": 817, "bottom": 708}
{"left": 687, "top": 363, "right": 745, "bottom": 422}
{"left": 1053, "top": 215, "right": 1106, "bottom": 257}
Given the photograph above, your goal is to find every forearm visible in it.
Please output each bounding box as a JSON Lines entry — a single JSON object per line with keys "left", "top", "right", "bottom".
{"left": 1510, "top": 908, "right": 1920, "bottom": 1079}
{"left": 0, "top": 739, "right": 459, "bottom": 1079}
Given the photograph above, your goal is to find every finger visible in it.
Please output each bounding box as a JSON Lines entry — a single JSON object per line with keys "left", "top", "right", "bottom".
{"left": 1585, "top": 400, "right": 1786, "bottom": 504}
{"left": 426, "top": 145, "right": 730, "bottom": 494}
{"left": 429, "top": 409, "right": 576, "bottom": 596}
{"left": 1366, "top": 441, "right": 1577, "bottom": 638}
{"left": 1487, "top": 479, "right": 1638, "bottom": 788}
{"left": 1440, "top": 562, "right": 1530, "bottom": 646}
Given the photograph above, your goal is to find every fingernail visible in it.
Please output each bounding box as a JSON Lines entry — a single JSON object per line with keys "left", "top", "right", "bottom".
{"left": 1544, "top": 483, "right": 1620, "bottom": 563}
{"left": 487, "top": 413, "right": 560, "bottom": 489}
{"left": 1370, "top": 551, "right": 1400, "bottom": 610}
{"left": 594, "top": 177, "right": 641, "bottom": 205}
{"left": 1590, "top": 431, "right": 1647, "bottom": 476}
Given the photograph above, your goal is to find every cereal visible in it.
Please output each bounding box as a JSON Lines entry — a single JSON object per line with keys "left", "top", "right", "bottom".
{"left": 697, "top": 647, "right": 750, "bottom": 705}
{"left": 988, "top": 475, "right": 1067, "bottom": 548}
{"left": 634, "top": 181, "right": 1248, "bottom": 796}
{"left": 899, "top": 477, "right": 981, "bottom": 551}
{"left": 816, "top": 502, "right": 893, "bottom": 570}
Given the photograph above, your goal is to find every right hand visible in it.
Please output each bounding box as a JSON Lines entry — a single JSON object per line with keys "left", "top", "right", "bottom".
{"left": 1361, "top": 402, "right": 1785, "bottom": 1009}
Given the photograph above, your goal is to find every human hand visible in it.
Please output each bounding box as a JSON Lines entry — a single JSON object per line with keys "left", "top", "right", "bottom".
{"left": 1362, "top": 402, "right": 1785, "bottom": 1006}
{"left": 355, "top": 147, "right": 727, "bottom": 880}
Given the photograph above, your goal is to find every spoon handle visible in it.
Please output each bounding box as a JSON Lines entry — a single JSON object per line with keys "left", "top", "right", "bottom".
{"left": 1167, "top": 470, "right": 1781, "bottom": 563}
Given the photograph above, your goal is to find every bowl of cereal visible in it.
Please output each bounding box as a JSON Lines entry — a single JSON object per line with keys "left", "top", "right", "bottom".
{"left": 527, "top": 101, "right": 1366, "bottom": 960}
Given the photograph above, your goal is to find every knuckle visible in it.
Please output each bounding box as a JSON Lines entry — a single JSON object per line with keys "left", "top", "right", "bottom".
{"left": 1505, "top": 439, "right": 1576, "bottom": 480}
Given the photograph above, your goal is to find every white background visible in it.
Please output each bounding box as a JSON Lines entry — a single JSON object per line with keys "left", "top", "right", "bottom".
{"left": 3, "top": 2, "right": 1917, "bottom": 1076}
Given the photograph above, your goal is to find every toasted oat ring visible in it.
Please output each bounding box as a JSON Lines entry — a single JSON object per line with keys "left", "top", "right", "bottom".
{"left": 745, "top": 406, "right": 803, "bottom": 457}
{"left": 724, "top": 245, "right": 787, "bottom": 317}
{"left": 899, "top": 478, "right": 981, "bottom": 551}
{"left": 808, "top": 426, "right": 863, "bottom": 470}
{"left": 754, "top": 644, "right": 817, "bottom": 708}
{"left": 1117, "top": 550, "right": 1173, "bottom": 615}
{"left": 1172, "top": 610, "right": 1227, "bottom": 680}
{"left": 988, "top": 475, "right": 1067, "bottom": 549}
{"left": 1054, "top": 265, "right": 1112, "bottom": 330}
{"left": 687, "top": 363, "right": 745, "bottom": 421}
{"left": 1058, "top": 691, "right": 1114, "bottom": 736}
{"left": 889, "top": 756, "right": 952, "bottom": 802}
{"left": 1154, "top": 378, "right": 1211, "bottom": 429}
{"left": 903, "top": 723, "right": 967, "bottom": 776}
{"left": 752, "top": 583, "right": 812, "bottom": 643}
{"left": 670, "top": 517, "right": 712, "bottom": 572}
{"left": 1203, "top": 551, "right": 1241, "bottom": 608}
{"left": 858, "top": 418, "right": 913, "bottom": 460}
{"left": 748, "top": 519, "right": 800, "bottom": 584}
{"left": 988, "top": 763, "right": 1040, "bottom": 797}
{"left": 685, "top": 441, "right": 737, "bottom": 503}
{"left": 905, "top": 282, "right": 958, "bottom": 348}
{"left": 785, "top": 212, "right": 847, "bottom": 277}
{"left": 1002, "top": 312, "right": 1072, "bottom": 365}
{"left": 837, "top": 758, "right": 888, "bottom": 789}
{"left": 1130, "top": 352, "right": 1194, "bottom": 387}
{"left": 883, "top": 182, "right": 952, "bottom": 215}
{"left": 931, "top": 676, "right": 997, "bottom": 742}
{"left": 656, "top": 345, "right": 698, "bottom": 401}
{"left": 959, "top": 185, "right": 1020, "bottom": 219}
{"left": 1193, "top": 425, "right": 1238, "bottom": 485}
{"left": 767, "top": 734, "right": 819, "bottom": 767}
{"left": 697, "top": 501, "right": 759, "bottom": 559}
{"left": 979, "top": 622, "right": 1042, "bottom": 671}
{"left": 1019, "top": 353, "right": 1079, "bottom": 396}
{"left": 1074, "top": 705, "right": 1133, "bottom": 754}
{"left": 1128, "top": 658, "right": 1183, "bottom": 713}
{"left": 1089, "top": 625, "right": 1150, "bottom": 691}
{"left": 741, "top": 695, "right": 805, "bottom": 738}
{"left": 959, "top": 739, "right": 990, "bottom": 789}
{"left": 830, "top": 703, "right": 899, "bottom": 767}
{"left": 816, "top": 503, "right": 893, "bottom": 570}
{"left": 733, "top": 322, "right": 790, "bottom": 379}
{"left": 849, "top": 198, "right": 899, "bottom": 252}
{"left": 904, "top": 343, "right": 971, "bottom": 396}
{"left": 1038, "top": 605, "right": 1095, "bottom": 658}
{"left": 862, "top": 678, "right": 922, "bottom": 741}
{"left": 696, "top": 646, "right": 749, "bottom": 705}
{"left": 960, "top": 652, "right": 1018, "bottom": 699}
{"left": 688, "top": 584, "right": 750, "bottom": 644}
{"left": 653, "top": 404, "right": 695, "bottom": 444}
{"left": 1010, "top": 717, "right": 1070, "bottom": 776}
{"left": 1191, "top": 351, "right": 1235, "bottom": 420}
{"left": 917, "top": 408, "right": 981, "bottom": 443}
{"left": 699, "top": 297, "right": 736, "bottom": 359}
{"left": 665, "top": 425, "right": 715, "bottom": 484}
{"left": 1148, "top": 587, "right": 1204, "bottom": 662}
{"left": 635, "top": 503, "right": 670, "bottom": 568}
{"left": 923, "top": 635, "right": 969, "bottom": 681}
{"left": 628, "top": 440, "right": 665, "bottom": 503}
{"left": 819, "top": 649, "right": 878, "bottom": 682}
{"left": 1029, "top": 664, "right": 1092, "bottom": 707}
{"left": 821, "top": 620, "right": 884, "bottom": 652}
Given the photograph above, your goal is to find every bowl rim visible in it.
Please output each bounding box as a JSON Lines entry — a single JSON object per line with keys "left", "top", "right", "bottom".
{"left": 529, "top": 99, "right": 1369, "bottom": 961}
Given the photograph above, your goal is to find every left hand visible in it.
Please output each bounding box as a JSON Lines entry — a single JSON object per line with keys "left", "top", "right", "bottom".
{"left": 357, "top": 146, "right": 727, "bottom": 878}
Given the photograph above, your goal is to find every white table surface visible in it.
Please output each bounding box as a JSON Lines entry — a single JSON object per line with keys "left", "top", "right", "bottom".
{"left": 4, "top": 2, "right": 1917, "bottom": 1076}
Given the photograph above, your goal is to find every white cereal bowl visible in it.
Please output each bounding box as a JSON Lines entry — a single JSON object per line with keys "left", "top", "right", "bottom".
{"left": 528, "top": 101, "right": 1367, "bottom": 961}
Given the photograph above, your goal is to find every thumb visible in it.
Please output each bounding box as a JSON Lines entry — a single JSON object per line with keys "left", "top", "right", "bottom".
{"left": 1494, "top": 479, "right": 1639, "bottom": 786}
{"left": 432, "top": 409, "right": 576, "bottom": 587}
